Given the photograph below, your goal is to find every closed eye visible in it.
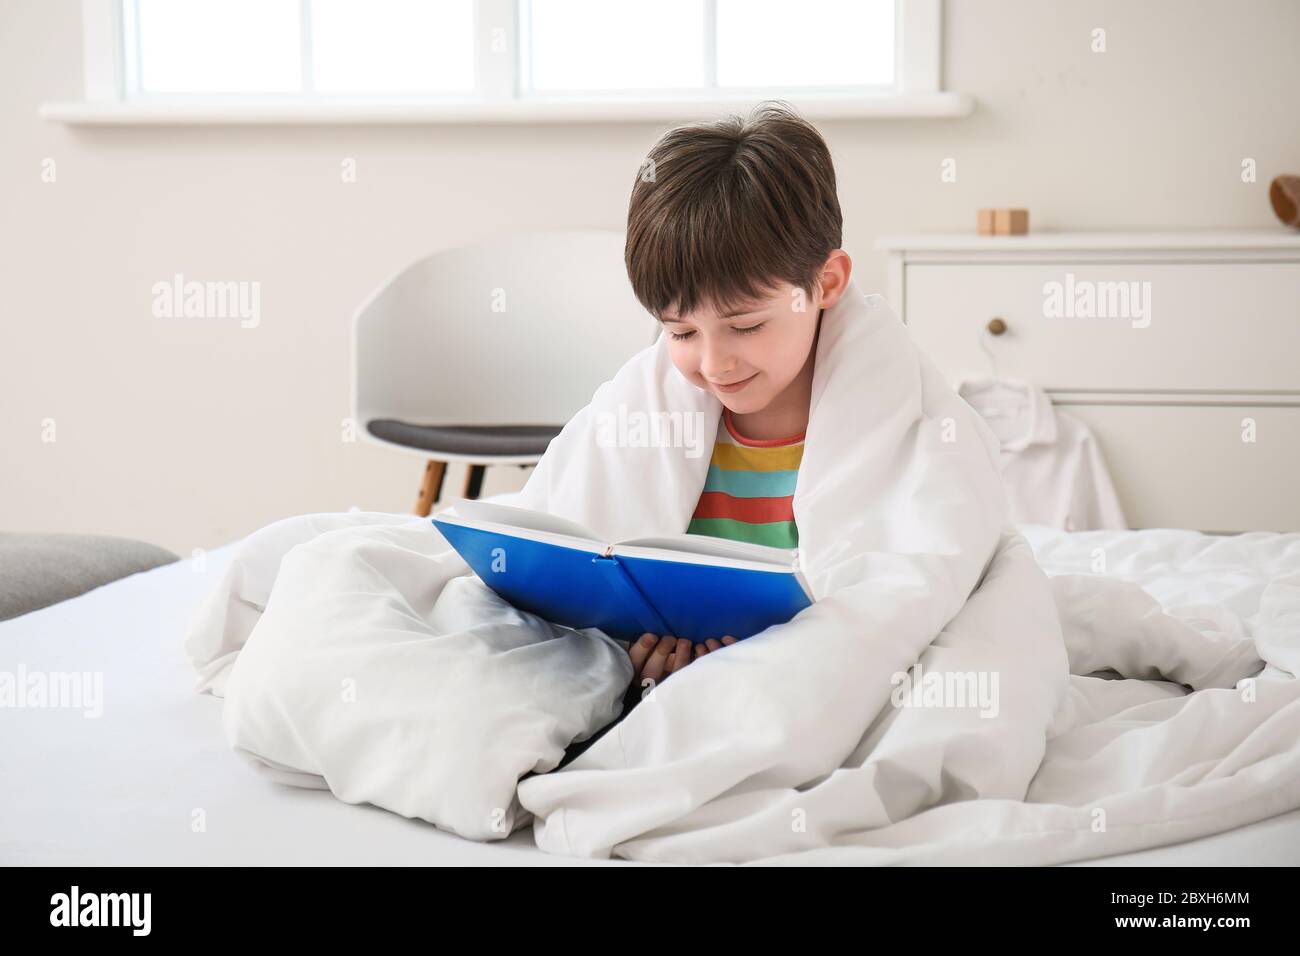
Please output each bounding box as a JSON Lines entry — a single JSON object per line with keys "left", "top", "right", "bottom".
{"left": 668, "top": 322, "right": 765, "bottom": 342}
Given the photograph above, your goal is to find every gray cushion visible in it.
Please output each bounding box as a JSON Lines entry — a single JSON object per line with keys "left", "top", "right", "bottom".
{"left": 0, "top": 533, "right": 179, "bottom": 622}
{"left": 366, "top": 419, "right": 562, "bottom": 456}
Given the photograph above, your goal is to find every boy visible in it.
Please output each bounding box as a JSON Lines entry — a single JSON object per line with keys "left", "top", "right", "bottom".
{"left": 620, "top": 101, "right": 852, "bottom": 687}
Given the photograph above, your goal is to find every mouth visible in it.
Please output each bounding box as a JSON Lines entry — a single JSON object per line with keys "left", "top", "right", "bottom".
{"left": 709, "top": 372, "right": 758, "bottom": 393}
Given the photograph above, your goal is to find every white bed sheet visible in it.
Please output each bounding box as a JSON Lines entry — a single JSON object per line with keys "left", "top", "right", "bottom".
{"left": 1, "top": 521, "right": 1297, "bottom": 866}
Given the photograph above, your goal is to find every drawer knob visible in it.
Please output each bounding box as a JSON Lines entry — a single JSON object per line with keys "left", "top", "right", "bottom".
{"left": 987, "top": 317, "right": 1008, "bottom": 336}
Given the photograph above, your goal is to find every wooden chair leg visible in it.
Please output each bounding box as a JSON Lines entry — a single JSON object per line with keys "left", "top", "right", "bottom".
{"left": 462, "top": 464, "right": 487, "bottom": 500}
{"left": 414, "top": 460, "right": 446, "bottom": 517}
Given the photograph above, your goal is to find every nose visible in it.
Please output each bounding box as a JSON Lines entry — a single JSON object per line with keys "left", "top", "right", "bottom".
{"left": 698, "top": 336, "right": 736, "bottom": 381}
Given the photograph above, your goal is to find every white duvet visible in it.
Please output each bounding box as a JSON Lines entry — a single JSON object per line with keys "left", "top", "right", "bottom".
{"left": 186, "top": 282, "right": 1300, "bottom": 864}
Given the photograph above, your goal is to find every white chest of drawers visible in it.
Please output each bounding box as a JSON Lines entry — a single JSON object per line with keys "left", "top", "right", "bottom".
{"left": 878, "top": 231, "right": 1300, "bottom": 533}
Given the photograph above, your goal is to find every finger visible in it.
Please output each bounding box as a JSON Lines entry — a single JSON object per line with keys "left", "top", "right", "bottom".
{"left": 641, "top": 635, "right": 676, "bottom": 685}
{"left": 694, "top": 643, "right": 708, "bottom": 660}
{"left": 705, "top": 638, "right": 722, "bottom": 652}
{"left": 721, "top": 635, "right": 738, "bottom": 645}
{"left": 668, "top": 638, "right": 692, "bottom": 673}
{"left": 629, "top": 633, "right": 658, "bottom": 672}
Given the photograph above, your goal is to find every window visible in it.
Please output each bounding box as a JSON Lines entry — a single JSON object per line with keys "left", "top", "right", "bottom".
{"left": 47, "top": 0, "right": 968, "bottom": 123}
{"left": 124, "top": 0, "right": 477, "bottom": 98}
{"left": 521, "top": 0, "right": 896, "bottom": 96}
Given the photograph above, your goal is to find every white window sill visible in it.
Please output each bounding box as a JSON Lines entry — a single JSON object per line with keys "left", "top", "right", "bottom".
{"left": 38, "top": 92, "right": 974, "bottom": 126}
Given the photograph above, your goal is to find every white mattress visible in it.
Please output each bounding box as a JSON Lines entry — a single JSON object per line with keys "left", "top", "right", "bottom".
{"left": 2, "top": 523, "right": 1298, "bottom": 866}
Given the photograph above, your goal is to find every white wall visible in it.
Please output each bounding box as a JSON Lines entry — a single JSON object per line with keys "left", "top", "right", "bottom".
{"left": 2, "top": 0, "right": 1297, "bottom": 555}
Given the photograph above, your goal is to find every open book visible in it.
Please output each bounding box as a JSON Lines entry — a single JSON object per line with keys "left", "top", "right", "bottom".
{"left": 432, "top": 498, "right": 813, "bottom": 644}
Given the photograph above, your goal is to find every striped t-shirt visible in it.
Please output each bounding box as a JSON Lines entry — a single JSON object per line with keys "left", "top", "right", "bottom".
{"left": 685, "top": 407, "right": 804, "bottom": 548}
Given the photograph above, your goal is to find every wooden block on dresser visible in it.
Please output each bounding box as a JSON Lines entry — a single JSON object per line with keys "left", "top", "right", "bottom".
{"left": 976, "top": 208, "right": 996, "bottom": 235}
{"left": 992, "top": 208, "right": 1029, "bottom": 235}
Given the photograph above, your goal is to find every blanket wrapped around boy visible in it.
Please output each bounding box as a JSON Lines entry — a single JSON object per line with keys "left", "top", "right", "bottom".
{"left": 186, "top": 282, "right": 1297, "bottom": 864}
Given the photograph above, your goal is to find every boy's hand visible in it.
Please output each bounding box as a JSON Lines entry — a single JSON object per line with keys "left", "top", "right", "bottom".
{"left": 626, "top": 632, "right": 737, "bottom": 686}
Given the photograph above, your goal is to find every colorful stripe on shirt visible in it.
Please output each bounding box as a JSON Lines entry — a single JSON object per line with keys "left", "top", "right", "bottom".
{"left": 686, "top": 407, "right": 803, "bottom": 548}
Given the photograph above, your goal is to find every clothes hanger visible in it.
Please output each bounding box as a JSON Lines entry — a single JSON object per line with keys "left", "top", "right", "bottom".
{"left": 969, "top": 320, "right": 1029, "bottom": 419}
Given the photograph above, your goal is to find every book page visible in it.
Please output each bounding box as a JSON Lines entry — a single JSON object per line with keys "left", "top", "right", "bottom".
{"left": 444, "top": 498, "right": 602, "bottom": 543}
{"left": 617, "top": 533, "right": 796, "bottom": 568}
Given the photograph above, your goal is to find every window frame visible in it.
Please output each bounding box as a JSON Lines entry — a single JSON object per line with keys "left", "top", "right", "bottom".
{"left": 44, "top": 0, "right": 971, "bottom": 124}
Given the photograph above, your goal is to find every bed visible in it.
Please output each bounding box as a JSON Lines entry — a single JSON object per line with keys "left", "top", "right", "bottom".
{"left": 8, "top": 231, "right": 1300, "bottom": 864}
{"left": 3, "top": 518, "right": 1297, "bottom": 866}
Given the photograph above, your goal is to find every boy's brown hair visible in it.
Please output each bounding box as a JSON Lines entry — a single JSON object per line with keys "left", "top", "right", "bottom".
{"left": 625, "top": 100, "right": 843, "bottom": 320}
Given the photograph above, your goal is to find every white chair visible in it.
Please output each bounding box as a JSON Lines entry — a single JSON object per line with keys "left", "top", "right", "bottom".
{"left": 352, "top": 229, "right": 658, "bottom": 515}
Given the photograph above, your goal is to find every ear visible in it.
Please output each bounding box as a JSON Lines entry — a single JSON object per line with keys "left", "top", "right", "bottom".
{"left": 815, "top": 250, "right": 853, "bottom": 308}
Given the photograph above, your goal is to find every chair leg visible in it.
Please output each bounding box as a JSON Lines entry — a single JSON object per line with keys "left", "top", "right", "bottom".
{"left": 462, "top": 464, "right": 487, "bottom": 500}
{"left": 414, "top": 460, "right": 446, "bottom": 517}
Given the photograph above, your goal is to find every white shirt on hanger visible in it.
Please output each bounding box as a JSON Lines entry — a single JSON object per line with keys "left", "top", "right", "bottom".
{"left": 957, "top": 378, "right": 1128, "bottom": 532}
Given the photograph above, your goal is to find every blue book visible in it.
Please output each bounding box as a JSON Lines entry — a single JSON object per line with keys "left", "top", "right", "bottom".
{"left": 432, "top": 498, "right": 813, "bottom": 644}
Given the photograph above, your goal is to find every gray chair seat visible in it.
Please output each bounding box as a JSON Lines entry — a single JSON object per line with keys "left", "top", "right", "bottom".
{"left": 366, "top": 419, "right": 563, "bottom": 457}
{"left": 0, "top": 533, "right": 179, "bottom": 622}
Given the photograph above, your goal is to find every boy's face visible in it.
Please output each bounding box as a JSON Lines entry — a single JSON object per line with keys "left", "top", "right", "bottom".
{"left": 658, "top": 282, "right": 824, "bottom": 415}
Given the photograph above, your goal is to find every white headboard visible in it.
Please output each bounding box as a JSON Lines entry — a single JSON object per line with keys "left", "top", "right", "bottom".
{"left": 877, "top": 231, "right": 1300, "bottom": 534}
